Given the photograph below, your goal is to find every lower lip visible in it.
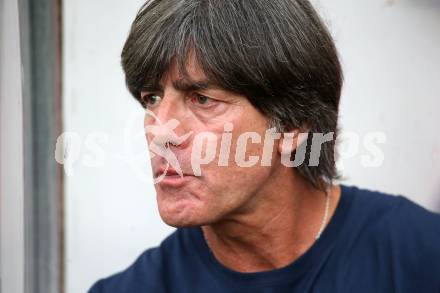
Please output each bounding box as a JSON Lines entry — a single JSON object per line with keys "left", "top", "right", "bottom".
{"left": 157, "top": 175, "right": 193, "bottom": 187}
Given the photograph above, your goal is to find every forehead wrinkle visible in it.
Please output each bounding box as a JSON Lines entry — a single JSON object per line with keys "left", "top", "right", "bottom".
{"left": 141, "top": 81, "right": 163, "bottom": 92}
{"left": 171, "top": 78, "right": 220, "bottom": 92}
{"left": 141, "top": 78, "right": 221, "bottom": 94}
{"left": 141, "top": 52, "right": 222, "bottom": 93}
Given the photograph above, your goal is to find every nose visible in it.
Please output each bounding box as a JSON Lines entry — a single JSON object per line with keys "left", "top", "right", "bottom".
{"left": 149, "top": 120, "right": 182, "bottom": 147}
{"left": 144, "top": 95, "right": 191, "bottom": 149}
{"left": 154, "top": 93, "right": 179, "bottom": 124}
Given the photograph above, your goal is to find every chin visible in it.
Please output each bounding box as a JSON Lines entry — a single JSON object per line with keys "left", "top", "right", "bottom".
{"left": 157, "top": 196, "right": 208, "bottom": 227}
{"left": 154, "top": 181, "right": 232, "bottom": 227}
{"left": 159, "top": 210, "right": 208, "bottom": 228}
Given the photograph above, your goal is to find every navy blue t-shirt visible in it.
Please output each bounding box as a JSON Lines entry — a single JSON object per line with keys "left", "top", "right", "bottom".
{"left": 88, "top": 184, "right": 440, "bottom": 292}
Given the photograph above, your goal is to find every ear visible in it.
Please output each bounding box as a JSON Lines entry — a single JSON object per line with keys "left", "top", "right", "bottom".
{"left": 277, "top": 127, "right": 310, "bottom": 156}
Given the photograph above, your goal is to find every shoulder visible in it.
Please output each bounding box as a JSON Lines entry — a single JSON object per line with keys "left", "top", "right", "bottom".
{"left": 343, "top": 184, "right": 440, "bottom": 228}
{"left": 87, "top": 247, "right": 163, "bottom": 293}
{"left": 343, "top": 185, "right": 440, "bottom": 285}
{"left": 347, "top": 184, "right": 440, "bottom": 243}
{"left": 87, "top": 229, "right": 186, "bottom": 293}
{"left": 385, "top": 194, "right": 440, "bottom": 257}
{"left": 353, "top": 185, "right": 440, "bottom": 239}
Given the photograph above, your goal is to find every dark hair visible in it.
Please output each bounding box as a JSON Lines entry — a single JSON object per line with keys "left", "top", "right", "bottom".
{"left": 121, "top": 0, "right": 343, "bottom": 192}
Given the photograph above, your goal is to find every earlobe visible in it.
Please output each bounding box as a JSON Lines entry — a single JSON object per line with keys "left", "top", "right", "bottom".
{"left": 278, "top": 130, "right": 297, "bottom": 156}
{"left": 277, "top": 129, "right": 309, "bottom": 155}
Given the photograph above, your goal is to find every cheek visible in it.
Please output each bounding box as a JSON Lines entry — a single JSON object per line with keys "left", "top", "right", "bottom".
{"left": 143, "top": 118, "right": 155, "bottom": 143}
{"left": 200, "top": 158, "right": 273, "bottom": 206}
{"left": 195, "top": 129, "right": 275, "bottom": 205}
{"left": 191, "top": 115, "right": 273, "bottom": 185}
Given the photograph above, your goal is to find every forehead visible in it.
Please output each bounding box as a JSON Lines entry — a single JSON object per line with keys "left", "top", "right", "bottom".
{"left": 163, "top": 52, "right": 206, "bottom": 85}
{"left": 173, "top": 53, "right": 207, "bottom": 80}
{"left": 144, "top": 52, "right": 221, "bottom": 92}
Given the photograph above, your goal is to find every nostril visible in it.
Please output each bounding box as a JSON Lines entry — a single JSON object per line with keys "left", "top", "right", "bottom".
{"left": 163, "top": 141, "right": 179, "bottom": 149}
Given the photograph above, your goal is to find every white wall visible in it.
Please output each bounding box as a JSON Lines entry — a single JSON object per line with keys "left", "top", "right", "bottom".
{"left": 63, "top": 1, "right": 175, "bottom": 293}
{"left": 63, "top": 1, "right": 440, "bottom": 292}
{"left": 1, "top": 1, "right": 26, "bottom": 292}
{"left": 311, "top": 0, "right": 440, "bottom": 209}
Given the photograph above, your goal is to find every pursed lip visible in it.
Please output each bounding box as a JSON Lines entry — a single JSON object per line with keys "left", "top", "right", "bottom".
{"left": 153, "top": 166, "right": 189, "bottom": 178}
{"left": 153, "top": 166, "right": 195, "bottom": 187}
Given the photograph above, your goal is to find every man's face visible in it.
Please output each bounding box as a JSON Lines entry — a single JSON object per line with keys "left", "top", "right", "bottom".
{"left": 142, "top": 55, "right": 280, "bottom": 227}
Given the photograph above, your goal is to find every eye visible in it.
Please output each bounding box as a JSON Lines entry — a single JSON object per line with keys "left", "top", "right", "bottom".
{"left": 141, "top": 94, "right": 162, "bottom": 108}
{"left": 190, "top": 94, "right": 213, "bottom": 106}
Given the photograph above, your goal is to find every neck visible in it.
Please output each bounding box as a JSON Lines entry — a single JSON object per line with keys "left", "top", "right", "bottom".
{"left": 201, "top": 168, "right": 341, "bottom": 273}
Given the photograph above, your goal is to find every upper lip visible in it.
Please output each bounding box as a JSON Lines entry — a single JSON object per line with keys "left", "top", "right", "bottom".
{"left": 153, "top": 166, "right": 190, "bottom": 178}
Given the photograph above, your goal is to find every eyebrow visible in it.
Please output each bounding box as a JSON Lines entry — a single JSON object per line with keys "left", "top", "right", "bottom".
{"left": 141, "top": 78, "right": 220, "bottom": 93}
